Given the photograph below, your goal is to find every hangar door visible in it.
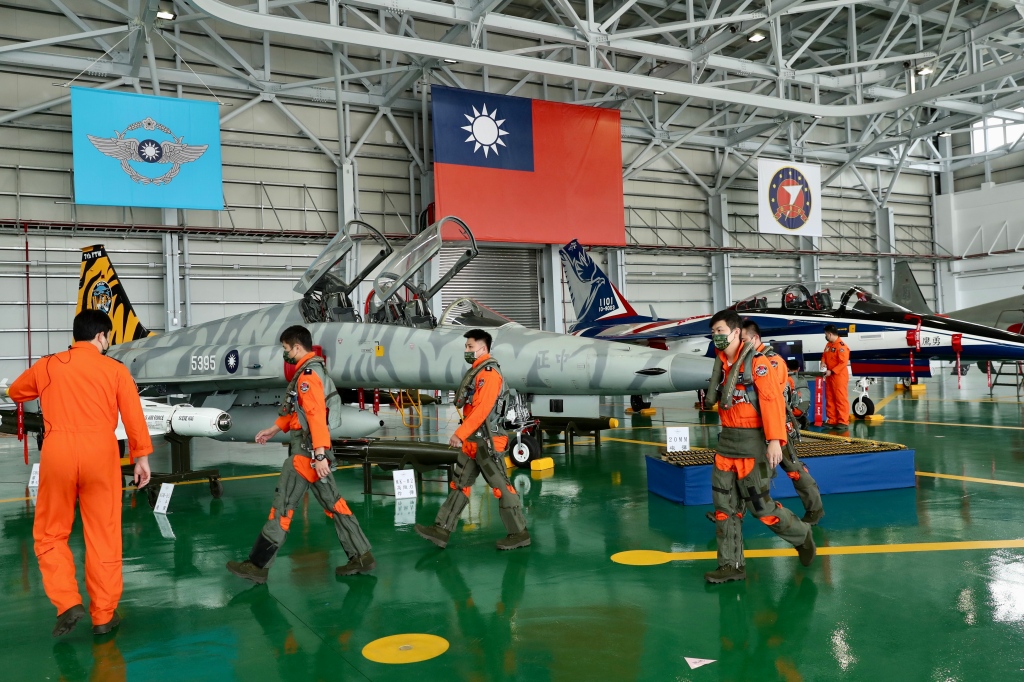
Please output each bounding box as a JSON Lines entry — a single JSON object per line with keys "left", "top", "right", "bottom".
{"left": 439, "top": 247, "right": 541, "bottom": 329}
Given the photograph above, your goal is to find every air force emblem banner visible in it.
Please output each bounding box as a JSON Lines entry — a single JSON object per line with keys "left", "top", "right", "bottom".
{"left": 71, "top": 88, "right": 223, "bottom": 210}
{"left": 757, "top": 159, "right": 821, "bottom": 237}
{"left": 432, "top": 86, "right": 625, "bottom": 246}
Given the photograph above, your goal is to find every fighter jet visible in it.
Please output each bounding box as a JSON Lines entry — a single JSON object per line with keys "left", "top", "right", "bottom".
{"left": 560, "top": 239, "right": 1024, "bottom": 410}
{"left": 80, "top": 219, "right": 710, "bottom": 464}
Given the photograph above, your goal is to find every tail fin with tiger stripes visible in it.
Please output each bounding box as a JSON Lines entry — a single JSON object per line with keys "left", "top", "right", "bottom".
{"left": 76, "top": 244, "right": 153, "bottom": 345}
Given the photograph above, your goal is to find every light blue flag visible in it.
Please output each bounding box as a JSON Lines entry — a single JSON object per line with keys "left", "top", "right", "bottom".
{"left": 71, "top": 88, "right": 223, "bottom": 210}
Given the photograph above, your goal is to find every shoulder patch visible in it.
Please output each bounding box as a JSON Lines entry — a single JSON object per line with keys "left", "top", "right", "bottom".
{"left": 755, "top": 365, "right": 769, "bottom": 377}
{"left": 299, "top": 382, "right": 310, "bottom": 393}
{"left": 769, "top": 359, "right": 779, "bottom": 368}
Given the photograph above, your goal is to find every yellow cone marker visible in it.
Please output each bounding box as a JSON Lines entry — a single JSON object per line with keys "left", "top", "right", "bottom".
{"left": 362, "top": 634, "right": 449, "bottom": 664}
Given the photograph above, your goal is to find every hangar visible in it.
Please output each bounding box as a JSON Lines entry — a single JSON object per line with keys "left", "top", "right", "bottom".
{"left": 2, "top": 0, "right": 1024, "bottom": 677}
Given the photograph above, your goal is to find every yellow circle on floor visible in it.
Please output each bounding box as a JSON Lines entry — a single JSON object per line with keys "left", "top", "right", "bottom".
{"left": 611, "top": 550, "right": 673, "bottom": 566}
{"left": 362, "top": 634, "right": 449, "bottom": 664}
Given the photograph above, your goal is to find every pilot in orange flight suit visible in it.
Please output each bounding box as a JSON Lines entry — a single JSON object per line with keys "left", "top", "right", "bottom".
{"left": 703, "top": 310, "right": 816, "bottom": 583}
{"left": 740, "top": 320, "right": 824, "bottom": 525}
{"left": 227, "top": 325, "right": 374, "bottom": 584}
{"left": 415, "top": 328, "right": 530, "bottom": 551}
{"left": 7, "top": 310, "right": 152, "bottom": 637}
{"left": 822, "top": 324, "right": 851, "bottom": 427}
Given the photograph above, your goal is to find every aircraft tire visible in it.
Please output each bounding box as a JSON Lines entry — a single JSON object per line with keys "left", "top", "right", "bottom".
{"left": 852, "top": 397, "right": 875, "bottom": 419}
{"left": 510, "top": 434, "right": 540, "bottom": 469}
{"left": 209, "top": 477, "right": 224, "bottom": 499}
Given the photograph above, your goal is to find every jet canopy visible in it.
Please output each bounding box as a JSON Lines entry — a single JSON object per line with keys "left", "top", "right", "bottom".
{"left": 441, "top": 298, "right": 515, "bottom": 329}
{"left": 369, "top": 216, "right": 479, "bottom": 328}
{"left": 296, "top": 220, "right": 393, "bottom": 323}
{"left": 733, "top": 283, "right": 911, "bottom": 316}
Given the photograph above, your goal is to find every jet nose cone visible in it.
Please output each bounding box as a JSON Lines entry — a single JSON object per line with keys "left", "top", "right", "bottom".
{"left": 669, "top": 353, "right": 714, "bottom": 392}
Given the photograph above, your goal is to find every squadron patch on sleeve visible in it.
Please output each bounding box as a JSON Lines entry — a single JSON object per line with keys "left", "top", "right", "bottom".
{"left": 769, "top": 359, "right": 779, "bottom": 368}
{"left": 299, "top": 382, "right": 310, "bottom": 393}
{"left": 755, "top": 365, "right": 769, "bottom": 377}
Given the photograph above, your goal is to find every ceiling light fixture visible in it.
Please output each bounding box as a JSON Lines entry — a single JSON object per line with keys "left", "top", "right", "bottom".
{"left": 654, "top": 90, "right": 665, "bottom": 95}
{"left": 443, "top": 58, "right": 458, "bottom": 64}
{"left": 813, "top": 114, "right": 823, "bottom": 119}
{"left": 917, "top": 65, "right": 934, "bottom": 75}
{"left": 748, "top": 31, "right": 766, "bottom": 43}
{"left": 156, "top": 4, "right": 176, "bottom": 20}
{"left": 939, "top": 131, "right": 952, "bottom": 137}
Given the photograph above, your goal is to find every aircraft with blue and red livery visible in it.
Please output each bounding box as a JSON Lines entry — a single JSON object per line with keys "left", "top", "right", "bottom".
{"left": 560, "top": 239, "right": 1024, "bottom": 401}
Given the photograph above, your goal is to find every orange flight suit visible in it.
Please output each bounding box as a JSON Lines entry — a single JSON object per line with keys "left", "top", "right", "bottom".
{"left": 454, "top": 354, "right": 509, "bottom": 456}
{"left": 8, "top": 342, "right": 152, "bottom": 624}
{"left": 823, "top": 337, "right": 851, "bottom": 425}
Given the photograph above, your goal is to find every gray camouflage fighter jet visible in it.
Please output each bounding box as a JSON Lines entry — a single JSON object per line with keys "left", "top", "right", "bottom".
{"left": 95, "top": 218, "right": 712, "bottom": 463}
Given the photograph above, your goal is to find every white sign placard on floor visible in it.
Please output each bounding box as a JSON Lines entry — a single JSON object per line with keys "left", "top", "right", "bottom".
{"left": 153, "top": 483, "right": 175, "bottom": 515}
{"left": 154, "top": 512, "right": 176, "bottom": 539}
{"left": 393, "top": 469, "right": 417, "bottom": 499}
{"left": 394, "top": 497, "right": 417, "bottom": 526}
{"left": 28, "top": 463, "right": 40, "bottom": 488}
{"left": 685, "top": 657, "right": 716, "bottom": 670}
{"left": 666, "top": 427, "right": 690, "bottom": 452}
{"left": 758, "top": 159, "right": 821, "bottom": 237}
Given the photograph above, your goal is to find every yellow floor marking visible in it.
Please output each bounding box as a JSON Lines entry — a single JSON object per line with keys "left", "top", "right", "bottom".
{"left": 362, "top": 634, "right": 449, "bottom": 664}
{"left": 873, "top": 390, "right": 899, "bottom": 413}
{"left": 884, "top": 419, "right": 1024, "bottom": 431}
{"left": 916, "top": 471, "right": 1024, "bottom": 488}
{"left": 0, "top": 465, "right": 364, "bottom": 503}
{"left": 604, "top": 436, "right": 665, "bottom": 447}
{"left": 612, "top": 539, "right": 1024, "bottom": 565}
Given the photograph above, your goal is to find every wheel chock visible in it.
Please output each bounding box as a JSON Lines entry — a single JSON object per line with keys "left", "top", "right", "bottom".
{"left": 530, "top": 457, "right": 555, "bottom": 471}
{"left": 531, "top": 467, "right": 555, "bottom": 480}
{"left": 895, "top": 383, "right": 906, "bottom": 392}
{"left": 504, "top": 456, "right": 513, "bottom": 469}
{"left": 909, "top": 383, "right": 926, "bottom": 395}
{"left": 639, "top": 408, "right": 657, "bottom": 416}
{"left": 864, "top": 414, "right": 885, "bottom": 424}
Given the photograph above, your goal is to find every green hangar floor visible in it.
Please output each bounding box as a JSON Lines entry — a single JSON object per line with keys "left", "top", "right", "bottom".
{"left": 2, "top": 373, "right": 1024, "bottom": 681}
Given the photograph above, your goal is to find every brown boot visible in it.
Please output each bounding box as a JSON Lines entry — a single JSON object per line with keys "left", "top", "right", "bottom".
{"left": 796, "top": 530, "right": 817, "bottom": 566}
{"left": 414, "top": 524, "right": 450, "bottom": 549}
{"left": 52, "top": 604, "right": 86, "bottom": 638}
{"left": 336, "top": 551, "right": 376, "bottom": 576}
{"left": 496, "top": 530, "right": 531, "bottom": 550}
{"left": 704, "top": 565, "right": 746, "bottom": 583}
{"left": 226, "top": 560, "right": 269, "bottom": 584}
{"left": 802, "top": 508, "right": 825, "bottom": 526}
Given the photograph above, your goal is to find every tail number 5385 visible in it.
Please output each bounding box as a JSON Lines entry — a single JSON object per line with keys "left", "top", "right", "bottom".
{"left": 191, "top": 355, "right": 217, "bottom": 372}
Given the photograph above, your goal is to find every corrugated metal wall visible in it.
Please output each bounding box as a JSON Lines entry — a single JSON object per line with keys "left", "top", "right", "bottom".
{"left": 439, "top": 246, "right": 541, "bottom": 329}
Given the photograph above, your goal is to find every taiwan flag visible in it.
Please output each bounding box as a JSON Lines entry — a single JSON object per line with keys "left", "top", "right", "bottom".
{"left": 432, "top": 86, "right": 625, "bottom": 246}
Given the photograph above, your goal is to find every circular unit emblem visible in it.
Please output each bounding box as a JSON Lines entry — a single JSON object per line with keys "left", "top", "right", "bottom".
{"left": 225, "top": 349, "right": 240, "bottom": 374}
{"left": 768, "top": 167, "right": 812, "bottom": 230}
{"left": 90, "top": 280, "right": 113, "bottom": 314}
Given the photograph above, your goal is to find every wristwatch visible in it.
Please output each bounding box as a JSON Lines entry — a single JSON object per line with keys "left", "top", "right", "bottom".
{"left": 313, "top": 453, "right": 328, "bottom": 462}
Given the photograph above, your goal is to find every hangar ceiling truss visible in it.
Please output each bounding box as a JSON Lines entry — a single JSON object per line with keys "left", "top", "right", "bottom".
{"left": 0, "top": 0, "right": 1020, "bottom": 257}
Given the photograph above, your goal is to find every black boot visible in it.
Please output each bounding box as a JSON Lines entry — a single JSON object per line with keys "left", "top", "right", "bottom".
{"left": 92, "top": 611, "right": 121, "bottom": 636}
{"left": 796, "top": 530, "right": 817, "bottom": 567}
{"left": 496, "top": 530, "right": 531, "bottom": 550}
{"left": 52, "top": 604, "right": 86, "bottom": 638}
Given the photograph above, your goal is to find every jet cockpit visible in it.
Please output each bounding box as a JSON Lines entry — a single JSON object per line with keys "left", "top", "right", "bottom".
{"left": 733, "top": 283, "right": 911, "bottom": 317}
{"left": 368, "top": 216, "right": 479, "bottom": 328}
{"left": 295, "top": 220, "right": 394, "bottom": 323}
